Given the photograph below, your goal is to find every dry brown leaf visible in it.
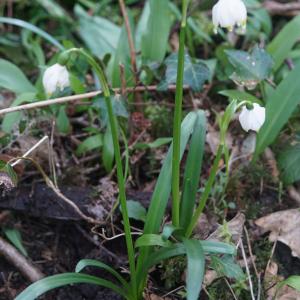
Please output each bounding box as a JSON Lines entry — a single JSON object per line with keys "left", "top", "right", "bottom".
{"left": 207, "top": 212, "right": 245, "bottom": 244}
{"left": 255, "top": 209, "right": 300, "bottom": 257}
{"left": 206, "top": 129, "right": 232, "bottom": 155}
{"left": 193, "top": 213, "right": 213, "bottom": 239}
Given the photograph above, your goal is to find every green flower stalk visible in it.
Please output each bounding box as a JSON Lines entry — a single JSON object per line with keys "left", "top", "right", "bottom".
{"left": 57, "top": 48, "right": 138, "bottom": 299}
{"left": 172, "top": 0, "right": 190, "bottom": 227}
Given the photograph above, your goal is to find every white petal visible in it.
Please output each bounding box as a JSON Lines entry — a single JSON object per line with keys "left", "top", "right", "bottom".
{"left": 212, "top": 0, "right": 247, "bottom": 31}
{"left": 43, "top": 63, "right": 70, "bottom": 95}
{"left": 239, "top": 103, "right": 265, "bottom": 132}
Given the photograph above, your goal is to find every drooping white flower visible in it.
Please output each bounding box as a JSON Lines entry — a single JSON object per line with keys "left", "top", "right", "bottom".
{"left": 212, "top": 0, "right": 247, "bottom": 34}
{"left": 239, "top": 103, "right": 265, "bottom": 132}
{"left": 43, "top": 63, "right": 70, "bottom": 96}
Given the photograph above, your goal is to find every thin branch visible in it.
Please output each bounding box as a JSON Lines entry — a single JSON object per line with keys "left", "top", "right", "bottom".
{"left": 11, "top": 136, "right": 49, "bottom": 167}
{"left": 0, "top": 236, "right": 44, "bottom": 282}
{"left": 240, "top": 239, "right": 255, "bottom": 300}
{"left": 0, "top": 85, "right": 190, "bottom": 116}
{"left": 118, "top": 0, "right": 138, "bottom": 77}
{"left": 263, "top": 0, "right": 300, "bottom": 16}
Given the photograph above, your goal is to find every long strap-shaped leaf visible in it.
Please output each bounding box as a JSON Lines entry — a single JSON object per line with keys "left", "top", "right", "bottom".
{"left": 267, "top": 14, "right": 300, "bottom": 71}
{"left": 136, "top": 111, "right": 198, "bottom": 290}
{"left": 255, "top": 63, "right": 300, "bottom": 157}
{"left": 180, "top": 110, "right": 206, "bottom": 230}
{"left": 75, "top": 259, "right": 129, "bottom": 290}
{"left": 0, "top": 17, "right": 64, "bottom": 50}
{"left": 140, "top": 240, "right": 235, "bottom": 279}
{"left": 183, "top": 239, "right": 205, "bottom": 300}
{"left": 15, "top": 273, "right": 127, "bottom": 300}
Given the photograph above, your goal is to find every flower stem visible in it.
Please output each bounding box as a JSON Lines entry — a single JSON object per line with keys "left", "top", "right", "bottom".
{"left": 185, "top": 144, "right": 224, "bottom": 237}
{"left": 63, "top": 48, "right": 137, "bottom": 298}
{"left": 172, "top": 0, "right": 190, "bottom": 227}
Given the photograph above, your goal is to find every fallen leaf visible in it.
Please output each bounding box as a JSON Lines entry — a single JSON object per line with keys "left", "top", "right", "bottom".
{"left": 207, "top": 213, "right": 245, "bottom": 244}
{"left": 255, "top": 209, "right": 300, "bottom": 258}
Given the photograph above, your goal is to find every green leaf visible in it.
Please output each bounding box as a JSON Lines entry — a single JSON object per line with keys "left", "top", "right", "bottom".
{"left": 141, "top": 0, "right": 172, "bottom": 63}
{"left": 267, "top": 15, "right": 300, "bottom": 71}
{"left": 211, "top": 255, "right": 244, "bottom": 280}
{"left": 108, "top": 14, "right": 134, "bottom": 88}
{"left": 3, "top": 228, "right": 27, "bottom": 257}
{"left": 135, "top": 234, "right": 172, "bottom": 248}
{"left": 0, "top": 161, "right": 18, "bottom": 187}
{"left": 75, "top": 5, "right": 120, "bottom": 59}
{"left": 56, "top": 106, "right": 70, "bottom": 134}
{"left": 76, "top": 134, "right": 103, "bottom": 156}
{"left": 0, "top": 17, "right": 64, "bottom": 50}
{"left": 200, "top": 240, "right": 236, "bottom": 255}
{"left": 183, "top": 239, "right": 205, "bottom": 300}
{"left": 219, "top": 89, "right": 262, "bottom": 105}
{"left": 94, "top": 95, "right": 128, "bottom": 126}
{"left": 2, "top": 92, "right": 36, "bottom": 133}
{"left": 161, "top": 224, "right": 178, "bottom": 241}
{"left": 278, "top": 143, "right": 300, "bottom": 185}
{"left": 0, "top": 59, "right": 35, "bottom": 94}
{"left": 126, "top": 200, "right": 147, "bottom": 222}
{"left": 225, "top": 45, "right": 273, "bottom": 88}
{"left": 180, "top": 110, "right": 206, "bottom": 231}
{"left": 278, "top": 276, "right": 300, "bottom": 292}
{"left": 135, "top": 1, "right": 150, "bottom": 52}
{"left": 145, "top": 240, "right": 235, "bottom": 272}
{"left": 136, "top": 111, "right": 204, "bottom": 280}
{"left": 102, "top": 124, "right": 114, "bottom": 172}
{"left": 134, "top": 137, "right": 172, "bottom": 150}
{"left": 255, "top": 64, "right": 300, "bottom": 156}
{"left": 159, "top": 53, "right": 210, "bottom": 92}
{"left": 143, "top": 111, "right": 199, "bottom": 235}
{"left": 35, "top": 0, "right": 73, "bottom": 22}
{"left": 14, "top": 273, "right": 127, "bottom": 300}
{"left": 75, "top": 259, "right": 128, "bottom": 289}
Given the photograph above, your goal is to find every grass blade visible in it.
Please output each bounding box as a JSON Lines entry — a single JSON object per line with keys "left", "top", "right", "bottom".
{"left": 0, "top": 17, "right": 64, "bottom": 50}
{"left": 183, "top": 239, "right": 205, "bottom": 300}
{"left": 75, "top": 259, "right": 129, "bottom": 289}
{"left": 267, "top": 15, "right": 300, "bottom": 71}
{"left": 255, "top": 64, "right": 300, "bottom": 157}
{"left": 15, "top": 273, "right": 127, "bottom": 300}
{"left": 180, "top": 110, "right": 206, "bottom": 230}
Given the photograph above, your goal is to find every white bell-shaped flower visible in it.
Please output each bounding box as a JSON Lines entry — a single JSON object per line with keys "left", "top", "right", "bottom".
{"left": 239, "top": 103, "right": 265, "bottom": 132}
{"left": 212, "top": 0, "right": 247, "bottom": 34}
{"left": 43, "top": 63, "right": 70, "bottom": 96}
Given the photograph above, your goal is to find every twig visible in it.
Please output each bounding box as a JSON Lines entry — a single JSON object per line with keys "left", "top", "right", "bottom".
{"left": 119, "top": 64, "right": 127, "bottom": 96}
{"left": 224, "top": 278, "right": 239, "bottom": 300}
{"left": 118, "top": 0, "right": 138, "bottom": 78}
{"left": 287, "top": 185, "right": 300, "bottom": 205}
{"left": 0, "top": 236, "right": 44, "bottom": 282}
{"left": 91, "top": 227, "right": 142, "bottom": 241}
{"left": 0, "top": 85, "right": 190, "bottom": 116}
{"left": 240, "top": 239, "right": 255, "bottom": 300}
{"left": 75, "top": 224, "right": 122, "bottom": 264}
{"left": 11, "top": 136, "right": 49, "bottom": 167}
{"left": 263, "top": 0, "right": 300, "bottom": 16}
{"left": 10, "top": 156, "right": 102, "bottom": 225}
{"left": 244, "top": 226, "right": 261, "bottom": 300}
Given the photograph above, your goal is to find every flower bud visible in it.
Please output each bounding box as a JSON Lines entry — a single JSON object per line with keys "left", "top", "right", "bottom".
{"left": 42, "top": 63, "right": 70, "bottom": 96}
{"left": 212, "top": 0, "right": 247, "bottom": 34}
{"left": 239, "top": 103, "right": 265, "bottom": 132}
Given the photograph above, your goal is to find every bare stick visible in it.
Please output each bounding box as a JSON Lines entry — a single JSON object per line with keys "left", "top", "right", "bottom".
{"left": 11, "top": 136, "right": 49, "bottom": 167}
{"left": 0, "top": 85, "right": 190, "bottom": 116}
{"left": 264, "top": 0, "right": 300, "bottom": 16}
{"left": 224, "top": 278, "right": 238, "bottom": 300}
{"left": 118, "top": 0, "right": 138, "bottom": 77}
{"left": 240, "top": 239, "right": 255, "bottom": 300}
{"left": 0, "top": 236, "right": 44, "bottom": 282}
